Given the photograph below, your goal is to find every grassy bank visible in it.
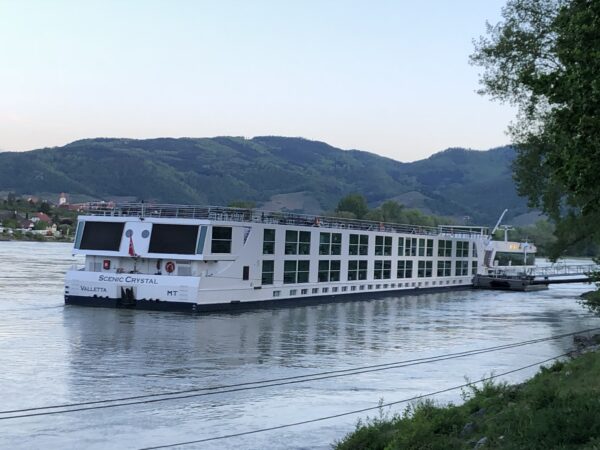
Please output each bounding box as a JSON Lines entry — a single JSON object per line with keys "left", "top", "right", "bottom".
{"left": 335, "top": 346, "right": 600, "bottom": 449}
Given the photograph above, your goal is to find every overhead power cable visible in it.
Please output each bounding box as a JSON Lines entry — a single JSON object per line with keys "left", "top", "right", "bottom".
{"left": 0, "top": 327, "right": 595, "bottom": 421}
{"left": 138, "top": 352, "right": 571, "bottom": 449}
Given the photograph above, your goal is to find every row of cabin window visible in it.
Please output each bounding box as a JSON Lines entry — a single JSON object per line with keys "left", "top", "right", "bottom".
{"left": 262, "top": 229, "right": 473, "bottom": 258}
{"left": 272, "top": 278, "right": 467, "bottom": 298}
{"left": 261, "top": 259, "right": 476, "bottom": 285}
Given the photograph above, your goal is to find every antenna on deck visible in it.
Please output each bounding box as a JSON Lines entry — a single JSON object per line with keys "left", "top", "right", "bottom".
{"left": 499, "top": 225, "right": 514, "bottom": 242}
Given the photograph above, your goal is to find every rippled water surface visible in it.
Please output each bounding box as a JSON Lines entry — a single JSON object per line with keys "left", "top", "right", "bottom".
{"left": 1, "top": 241, "right": 599, "bottom": 449}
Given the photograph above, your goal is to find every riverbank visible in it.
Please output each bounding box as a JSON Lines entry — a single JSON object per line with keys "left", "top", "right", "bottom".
{"left": 0, "top": 233, "right": 73, "bottom": 243}
{"left": 335, "top": 339, "right": 600, "bottom": 449}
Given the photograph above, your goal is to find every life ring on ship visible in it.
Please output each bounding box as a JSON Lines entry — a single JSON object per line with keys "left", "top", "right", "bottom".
{"left": 165, "top": 261, "right": 176, "bottom": 273}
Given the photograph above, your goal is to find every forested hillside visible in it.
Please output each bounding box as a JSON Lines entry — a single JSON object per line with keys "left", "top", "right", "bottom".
{"left": 0, "top": 136, "right": 531, "bottom": 225}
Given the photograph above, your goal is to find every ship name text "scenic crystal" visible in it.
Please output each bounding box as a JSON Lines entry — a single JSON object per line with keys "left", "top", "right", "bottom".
{"left": 97, "top": 275, "right": 159, "bottom": 284}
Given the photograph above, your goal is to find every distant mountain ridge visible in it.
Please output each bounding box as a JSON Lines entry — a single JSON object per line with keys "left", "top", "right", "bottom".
{"left": 0, "top": 136, "right": 533, "bottom": 225}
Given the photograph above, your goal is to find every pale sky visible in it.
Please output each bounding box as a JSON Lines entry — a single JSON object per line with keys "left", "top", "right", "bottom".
{"left": 0, "top": 0, "right": 514, "bottom": 161}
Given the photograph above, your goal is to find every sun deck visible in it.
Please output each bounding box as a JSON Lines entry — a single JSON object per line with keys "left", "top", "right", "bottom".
{"left": 82, "top": 202, "right": 489, "bottom": 238}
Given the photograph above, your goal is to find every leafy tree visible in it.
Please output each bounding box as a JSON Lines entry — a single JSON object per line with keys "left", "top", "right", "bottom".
{"left": 33, "top": 220, "right": 48, "bottom": 231}
{"left": 471, "top": 0, "right": 600, "bottom": 259}
{"left": 2, "top": 218, "right": 18, "bottom": 229}
{"left": 366, "top": 200, "right": 405, "bottom": 223}
{"left": 228, "top": 200, "right": 256, "bottom": 209}
{"left": 38, "top": 201, "right": 51, "bottom": 214}
{"left": 336, "top": 194, "right": 369, "bottom": 219}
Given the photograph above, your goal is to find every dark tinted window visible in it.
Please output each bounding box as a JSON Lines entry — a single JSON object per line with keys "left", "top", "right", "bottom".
{"left": 79, "top": 221, "right": 124, "bottom": 251}
{"left": 149, "top": 224, "right": 199, "bottom": 254}
{"left": 211, "top": 227, "right": 232, "bottom": 253}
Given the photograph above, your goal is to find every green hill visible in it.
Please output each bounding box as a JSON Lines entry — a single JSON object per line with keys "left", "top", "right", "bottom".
{"left": 0, "top": 136, "right": 532, "bottom": 225}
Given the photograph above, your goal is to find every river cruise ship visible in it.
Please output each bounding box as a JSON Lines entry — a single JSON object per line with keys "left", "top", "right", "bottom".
{"left": 64, "top": 203, "right": 536, "bottom": 312}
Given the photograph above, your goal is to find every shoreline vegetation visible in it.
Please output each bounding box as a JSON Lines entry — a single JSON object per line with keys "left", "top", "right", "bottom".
{"left": 0, "top": 233, "right": 73, "bottom": 243}
{"left": 334, "top": 331, "right": 600, "bottom": 450}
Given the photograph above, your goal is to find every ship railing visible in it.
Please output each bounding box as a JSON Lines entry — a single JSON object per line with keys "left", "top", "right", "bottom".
{"left": 527, "top": 264, "right": 600, "bottom": 277}
{"left": 82, "top": 202, "right": 488, "bottom": 237}
{"left": 487, "top": 264, "right": 600, "bottom": 278}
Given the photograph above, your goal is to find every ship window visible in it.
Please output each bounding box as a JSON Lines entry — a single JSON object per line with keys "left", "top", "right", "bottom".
{"left": 374, "top": 260, "right": 391, "bottom": 279}
{"left": 341, "top": 286, "right": 347, "bottom": 292}
{"left": 426, "top": 239, "right": 434, "bottom": 257}
{"left": 418, "top": 261, "right": 433, "bottom": 277}
{"left": 404, "top": 237, "right": 417, "bottom": 256}
{"left": 273, "top": 290, "right": 280, "bottom": 297}
{"left": 455, "top": 260, "right": 469, "bottom": 276}
{"left": 438, "top": 240, "right": 452, "bottom": 257}
{"left": 397, "top": 260, "right": 413, "bottom": 278}
{"left": 375, "top": 236, "right": 392, "bottom": 256}
{"left": 418, "top": 239, "right": 433, "bottom": 257}
{"left": 263, "top": 229, "right": 275, "bottom": 254}
{"left": 349, "top": 234, "right": 368, "bottom": 256}
{"left": 211, "top": 227, "right": 232, "bottom": 253}
{"left": 149, "top": 224, "right": 199, "bottom": 255}
{"left": 319, "top": 232, "right": 342, "bottom": 255}
{"left": 243, "top": 266, "right": 250, "bottom": 281}
{"left": 74, "top": 221, "right": 85, "bottom": 249}
{"left": 261, "top": 260, "right": 274, "bottom": 285}
{"left": 283, "top": 260, "right": 310, "bottom": 284}
{"left": 494, "top": 251, "right": 535, "bottom": 266}
{"left": 472, "top": 242, "right": 478, "bottom": 258}
{"left": 351, "top": 286, "right": 357, "bottom": 291}
{"left": 301, "top": 289, "right": 308, "bottom": 295}
{"left": 322, "top": 287, "right": 328, "bottom": 293}
{"left": 79, "top": 221, "right": 124, "bottom": 251}
{"left": 290, "top": 289, "right": 297, "bottom": 296}
{"left": 437, "top": 260, "right": 451, "bottom": 277}
{"left": 397, "top": 237, "right": 404, "bottom": 256}
{"left": 312, "top": 288, "right": 319, "bottom": 294}
{"left": 348, "top": 260, "right": 367, "bottom": 281}
{"left": 285, "top": 230, "right": 311, "bottom": 255}
{"left": 472, "top": 260, "right": 478, "bottom": 275}
{"left": 456, "top": 241, "right": 469, "bottom": 258}
{"left": 333, "top": 287, "right": 338, "bottom": 292}
{"left": 318, "top": 260, "right": 341, "bottom": 282}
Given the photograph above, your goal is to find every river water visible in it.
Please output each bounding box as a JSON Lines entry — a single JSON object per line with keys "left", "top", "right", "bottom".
{"left": 1, "top": 241, "right": 599, "bottom": 450}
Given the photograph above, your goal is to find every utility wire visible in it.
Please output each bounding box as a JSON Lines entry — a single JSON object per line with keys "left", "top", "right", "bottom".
{"left": 138, "top": 352, "right": 571, "bottom": 449}
{"left": 0, "top": 328, "right": 594, "bottom": 421}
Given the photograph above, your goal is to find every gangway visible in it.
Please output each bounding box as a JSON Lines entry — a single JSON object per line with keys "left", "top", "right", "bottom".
{"left": 473, "top": 264, "right": 598, "bottom": 291}
{"left": 527, "top": 264, "right": 598, "bottom": 278}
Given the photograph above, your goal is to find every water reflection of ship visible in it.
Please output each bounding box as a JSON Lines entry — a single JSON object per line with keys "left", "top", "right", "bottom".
{"left": 64, "top": 292, "right": 465, "bottom": 375}
{"left": 63, "top": 288, "right": 585, "bottom": 393}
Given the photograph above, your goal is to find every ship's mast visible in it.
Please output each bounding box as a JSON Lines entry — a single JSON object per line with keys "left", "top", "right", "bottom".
{"left": 491, "top": 209, "right": 508, "bottom": 236}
